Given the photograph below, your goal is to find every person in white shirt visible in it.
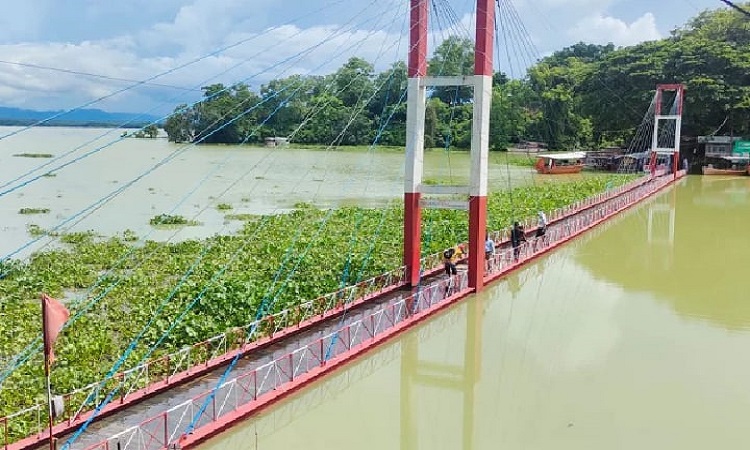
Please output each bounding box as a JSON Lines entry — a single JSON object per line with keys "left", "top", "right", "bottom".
{"left": 534, "top": 211, "right": 548, "bottom": 248}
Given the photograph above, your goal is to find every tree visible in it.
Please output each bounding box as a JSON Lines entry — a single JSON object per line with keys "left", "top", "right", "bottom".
{"left": 161, "top": 3, "right": 750, "bottom": 150}
{"left": 164, "top": 104, "right": 196, "bottom": 143}
{"left": 333, "top": 57, "right": 375, "bottom": 108}
{"left": 428, "top": 36, "right": 475, "bottom": 104}
{"left": 489, "top": 80, "right": 538, "bottom": 149}
{"left": 144, "top": 124, "right": 159, "bottom": 138}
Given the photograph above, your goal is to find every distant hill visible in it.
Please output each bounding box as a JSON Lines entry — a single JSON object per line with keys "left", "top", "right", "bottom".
{"left": 0, "top": 107, "right": 161, "bottom": 128}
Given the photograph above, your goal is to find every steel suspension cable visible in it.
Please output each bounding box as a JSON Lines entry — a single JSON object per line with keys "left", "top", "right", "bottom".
{"left": 0, "top": 0, "right": 404, "bottom": 385}
{"left": 29, "top": 0, "right": 408, "bottom": 428}
{"left": 0, "top": 4, "right": 364, "bottom": 193}
{"left": 0, "top": 1, "right": 387, "bottom": 200}
{"left": 0, "top": 0, "right": 351, "bottom": 144}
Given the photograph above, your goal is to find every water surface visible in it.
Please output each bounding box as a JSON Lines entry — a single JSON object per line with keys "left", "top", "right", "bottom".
{"left": 199, "top": 176, "right": 750, "bottom": 450}
{"left": 0, "top": 127, "right": 547, "bottom": 258}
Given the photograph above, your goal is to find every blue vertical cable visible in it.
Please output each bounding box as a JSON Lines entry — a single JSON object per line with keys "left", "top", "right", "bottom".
{"left": 0, "top": 0, "right": 351, "bottom": 144}
{"left": 51, "top": 4, "right": 406, "bottom": 447}
{"left": 0, "top": 0, "right": 403, "bottom": 387}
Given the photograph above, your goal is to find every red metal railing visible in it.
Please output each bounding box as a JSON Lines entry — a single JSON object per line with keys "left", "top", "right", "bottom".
{"left": 83, "top": 271, "right": 470, "bottom": 450}
{"left": 2, "top": 172, "right": 677, "bottom": 449}
{"left": 81, "top": 172, "right": 684, "bottom": 450}
{"left": 1, "top": 264, "right": 410, "bottom": 449}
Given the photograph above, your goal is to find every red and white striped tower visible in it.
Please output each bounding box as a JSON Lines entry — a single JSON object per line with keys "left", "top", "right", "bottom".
{"left": 468, "top": 0, "right": 495, "bottom": 291}
{"left": 403, "top": 0, "right": 495, "bottom": 291}
{"left": 403, "top": 0, "right": 429, "bottom": 286}
{"left": 651, "top": 84, "right": 685, "bottom": 177}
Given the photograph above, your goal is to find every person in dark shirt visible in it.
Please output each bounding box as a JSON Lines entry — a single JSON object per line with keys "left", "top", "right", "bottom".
{"left": 443, "top": 247, "right": 457, "bottom": 276}
{"left": 510, "top": 221, "right": 526, "bottom": 261}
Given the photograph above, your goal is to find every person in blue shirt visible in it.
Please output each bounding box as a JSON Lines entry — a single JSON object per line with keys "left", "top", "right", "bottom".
{"left": 484, "top": 233, "right": 495, "bottom": 269}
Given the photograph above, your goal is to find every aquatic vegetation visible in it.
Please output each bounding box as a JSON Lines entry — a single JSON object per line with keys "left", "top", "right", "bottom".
{"left": 0, "top": 175, "right": 637, "bottom": 438}
{"left": 216, "top": 203, "right": 233, "bottom": 211}
{"left": 122, "top": 230, "right": 138, "bottom": 242}
{"left": 25, "top": 224, "right": 51, "bottom": 237}
{"left": 149, "top": 214, "right": 199, "bottom": 226}
{"left": 18, "top": 208, "right": 50, "bottom": 215}
{"left": 224, "top": 213, "right": 259, "bottom": 221}
{"left": 12, "top": 153, "right": 54, "bottom": 158}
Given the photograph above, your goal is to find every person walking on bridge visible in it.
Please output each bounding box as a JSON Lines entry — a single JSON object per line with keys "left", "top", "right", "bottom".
{"left": 443, "top": 244, "right": 464, "bottom": 297}
{"left": 534, "top": 210, "right": 548, "bottom": 250}
{"left": 511, "top": 222, "right": 526, "bottom": 262}
{"left": 485, "top": 233, "right": 496, "bottom": 272}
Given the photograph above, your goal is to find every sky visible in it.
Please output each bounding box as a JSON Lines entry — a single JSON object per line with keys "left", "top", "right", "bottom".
{"left": 0, "top": 0, "right": 729, "bottom": 115}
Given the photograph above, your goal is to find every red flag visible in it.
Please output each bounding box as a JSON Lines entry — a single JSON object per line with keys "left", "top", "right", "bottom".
{"left": 42, "top": 294, "right": 69, "bottom": 363}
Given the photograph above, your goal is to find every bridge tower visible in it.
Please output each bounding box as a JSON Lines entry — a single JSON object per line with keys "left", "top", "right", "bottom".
{"left": 404, "top": 0, "right": 495, "bottom": 291}
{"left": 649, "top": 84, "right": 685, "bottom": 178}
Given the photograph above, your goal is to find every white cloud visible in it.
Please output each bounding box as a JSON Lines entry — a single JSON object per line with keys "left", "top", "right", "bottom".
{"left": 0, "top": 0, "right": 683, "bottom": 113}
{"left": 0, "top": 0, "right": 408, "bottom": 114}
{"left": 567, "top": 12, "right": 662, "bottom": 47}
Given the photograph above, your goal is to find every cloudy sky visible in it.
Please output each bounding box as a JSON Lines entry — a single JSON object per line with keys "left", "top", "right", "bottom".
{"left": 0, "top": 0, "right": 726, "bottom": 115}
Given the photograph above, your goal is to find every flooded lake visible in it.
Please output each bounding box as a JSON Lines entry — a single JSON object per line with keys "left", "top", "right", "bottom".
{"left": 0, "top": 126, "right": 549, "bottom": 259}
{"left": 199, "top": 176, "right": 750, "bottom": 450}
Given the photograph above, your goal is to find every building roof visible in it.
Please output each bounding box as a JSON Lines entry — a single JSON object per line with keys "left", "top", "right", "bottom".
{"left": 716, "top": 155, "right": 750, "bottom": 162}
{"left": 537, "top": 151, "right": 586, "bottom": 161}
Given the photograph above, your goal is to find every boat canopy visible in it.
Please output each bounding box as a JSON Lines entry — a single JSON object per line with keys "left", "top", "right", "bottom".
{"left": 615, "top": 151, "right": 649, "bottom": 160}
{"left": 717, "top": 155, "right": 750, "bottom": 162}
{"left": 537, "top": 151, "right": 586, "bottom": 161}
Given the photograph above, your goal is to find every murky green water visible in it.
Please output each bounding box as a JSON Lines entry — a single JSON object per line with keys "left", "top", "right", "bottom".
{"left": 199, "top": 176, "right": 750, "bottom": 449}
{"left": 0, "top": 127, "right": 547, "bottom": 258}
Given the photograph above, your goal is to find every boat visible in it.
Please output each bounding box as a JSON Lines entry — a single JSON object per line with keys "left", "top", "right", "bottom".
{"left": 702, "top": 166, "right": 747, "bottom": 176}
{"left": 584, "top": 149, "right": 623, "bottom": 172}
{"left": 702, "top": 155, "right": 749, "bottom": 176}
{"left": 614, "top": 151, "right": 649, "bottom": 173}
{"left": 534, "top": 152, "right": 586, "bottom": 174}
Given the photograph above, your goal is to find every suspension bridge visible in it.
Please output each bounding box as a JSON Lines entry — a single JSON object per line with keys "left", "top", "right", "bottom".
{"left": 0, "top": 0, "right": 695, "bottom": 449}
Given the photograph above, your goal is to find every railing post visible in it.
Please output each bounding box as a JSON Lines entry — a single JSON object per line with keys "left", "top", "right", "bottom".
{"left": 163, "top": 412, "right": 169, "bottom": 448}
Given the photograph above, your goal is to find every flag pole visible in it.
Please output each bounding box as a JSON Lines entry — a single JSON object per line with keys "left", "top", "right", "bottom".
{"left": 41, "top": 296, "right": 56, "bottom": 450}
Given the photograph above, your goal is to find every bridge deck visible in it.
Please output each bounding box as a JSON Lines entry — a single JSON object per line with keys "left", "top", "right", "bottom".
{"left": 9, "top": 173, "right": 682, "bottom": 450}
{"left": 59, "top": 268, "right": 469, "bottom": 449}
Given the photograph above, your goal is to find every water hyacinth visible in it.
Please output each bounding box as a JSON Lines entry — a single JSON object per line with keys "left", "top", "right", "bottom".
{"left": 0, "top": 174, "right": 636, "bottom": 436}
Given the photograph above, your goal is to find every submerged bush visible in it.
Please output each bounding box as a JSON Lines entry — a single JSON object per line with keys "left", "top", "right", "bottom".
{"left": 0, "top": 175, "right": 637, "bottom": 438}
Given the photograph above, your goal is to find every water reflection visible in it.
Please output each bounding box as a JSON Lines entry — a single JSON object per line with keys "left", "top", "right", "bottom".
{"left": 576, "top": 176, "right": 750, "bottom": 330}
{"left": 400, "top": 297, "right": 484, "bottom": 450}
{"left": 195, "top": 298, "right": 476, "bottom": 450}
{"left": 196, "top": 178, "right": 750, "bottom": 449}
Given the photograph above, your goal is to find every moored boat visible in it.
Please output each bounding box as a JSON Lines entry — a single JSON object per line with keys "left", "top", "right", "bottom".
{"left": 702, "top": 166, "right": 747, "bottom": 176}
{"left": 535, "top": 152, "right": 586, "bottom": 174}
{"left": 702, "top": 155, "right": 749, "bottom": 176}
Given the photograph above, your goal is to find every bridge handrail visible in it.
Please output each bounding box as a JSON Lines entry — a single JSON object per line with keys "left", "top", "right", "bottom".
{"left": 83, "top": 272, "right": 471, "bottom": 450}
{"left": 1, "top": 173, "right": 664, "bottom": 449}
{"left": 1, "top": 264, "right": 410, "bottom": 447}
{"left": 81, "top": 172, "right": 683, "bottom": 450}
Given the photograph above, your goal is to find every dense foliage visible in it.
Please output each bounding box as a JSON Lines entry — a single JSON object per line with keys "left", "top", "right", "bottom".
{"left": 0, "top": 175, "right": 635, "bottom": 435}
{"left": 164, "top": 4, "right": 750, "bottom": 150}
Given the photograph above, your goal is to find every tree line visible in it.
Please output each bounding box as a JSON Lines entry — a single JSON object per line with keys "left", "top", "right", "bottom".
{"left": 164, "top": 3, "right": 750, "bottom": 150}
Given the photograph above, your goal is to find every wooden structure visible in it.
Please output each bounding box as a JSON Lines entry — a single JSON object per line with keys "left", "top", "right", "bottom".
{"left": 534, "top": 152, "right": 586, "bottom": 174}
{"left": 702, "top": 155, "right": 750, "bottom": 175}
